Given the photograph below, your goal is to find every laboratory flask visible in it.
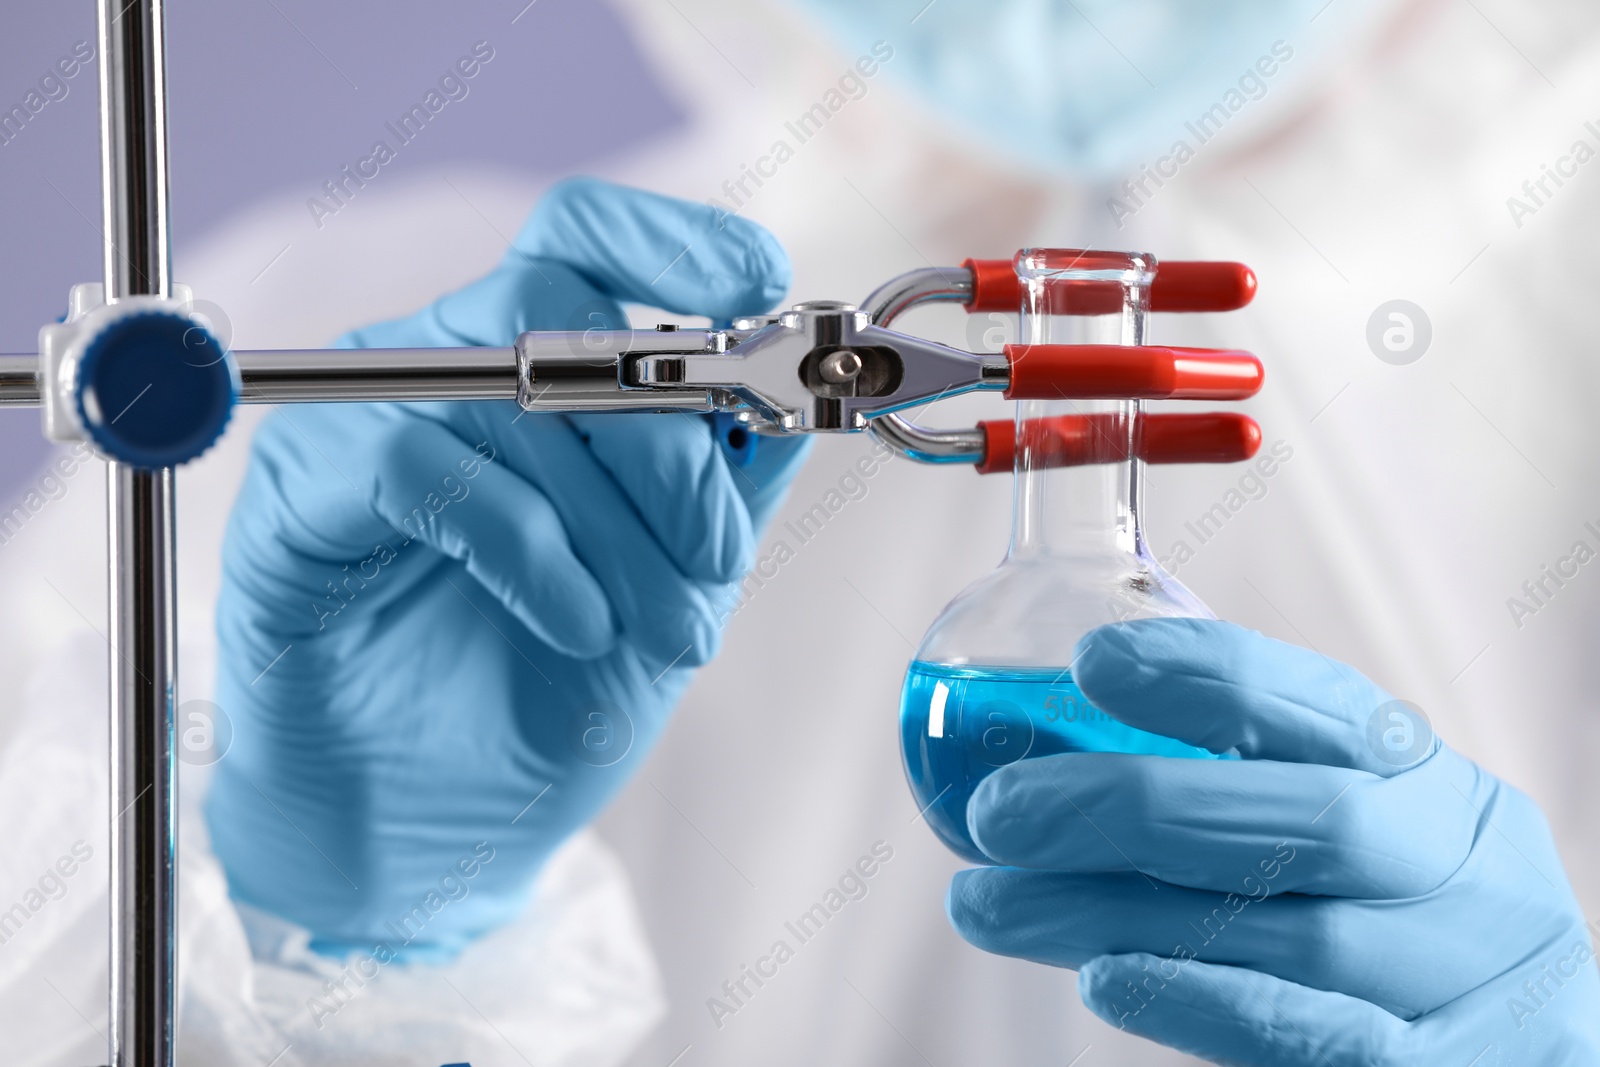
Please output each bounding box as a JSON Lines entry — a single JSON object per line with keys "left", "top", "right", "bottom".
{"left": 900, "top": 249, "right": 1224, "bottom": 864}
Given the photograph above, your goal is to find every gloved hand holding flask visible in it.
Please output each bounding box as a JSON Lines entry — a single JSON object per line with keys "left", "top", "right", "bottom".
{"left": 951, "top": 618, "right": 1600, "bottom": 1065}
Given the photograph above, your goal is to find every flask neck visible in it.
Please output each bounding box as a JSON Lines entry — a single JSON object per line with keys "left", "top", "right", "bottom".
{"left": 1008, "top": 397, "right": 1145, "bottom": 561}
{"left": 1008, "top": 251, "right": 1151, "bottom": 564}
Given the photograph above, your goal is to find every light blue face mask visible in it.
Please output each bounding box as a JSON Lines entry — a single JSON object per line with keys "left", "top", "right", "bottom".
{"left": 791, "top": 0, "right": 1398, "bottom": 178}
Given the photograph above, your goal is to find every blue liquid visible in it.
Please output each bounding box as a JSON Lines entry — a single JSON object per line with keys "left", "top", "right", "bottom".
{"left": 899, "top": 661, "right": 1220, "bottom": 864}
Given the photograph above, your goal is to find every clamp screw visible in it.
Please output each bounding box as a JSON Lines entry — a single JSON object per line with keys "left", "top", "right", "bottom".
{"left": 818, "top": 349, "right": 864, "bottom": 384}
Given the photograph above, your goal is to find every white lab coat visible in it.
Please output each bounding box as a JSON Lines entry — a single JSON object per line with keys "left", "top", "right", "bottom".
{"left": 3, "top": 0, "right": 1599, "bottom": 1064}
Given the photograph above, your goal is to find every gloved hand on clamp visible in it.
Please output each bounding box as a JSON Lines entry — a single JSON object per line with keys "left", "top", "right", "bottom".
{"left": 206, "top": 177, "right": 809, "bottom": 958}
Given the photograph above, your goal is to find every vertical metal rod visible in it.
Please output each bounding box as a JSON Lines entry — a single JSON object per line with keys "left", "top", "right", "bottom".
{"left": 106, "top": 467, "right": 177, "bottom": 1067}
{"left": 99, "top": 0, "right": 170, "bottom": 298}
{"left": 98, "top": 2, "right": 178, "bottom": 1066}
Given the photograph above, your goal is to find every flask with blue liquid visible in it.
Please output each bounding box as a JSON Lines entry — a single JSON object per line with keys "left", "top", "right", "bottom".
{"left": 900, "top": 249, "right": 1257, "bottom": 864}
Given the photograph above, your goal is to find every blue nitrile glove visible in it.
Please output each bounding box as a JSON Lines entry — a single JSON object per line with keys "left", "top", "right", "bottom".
{"left": 949, "top": 618, "right": 1600, "bottom": 1065}
{"left": 206, "top": 178, "right": 810, "bottom": 959}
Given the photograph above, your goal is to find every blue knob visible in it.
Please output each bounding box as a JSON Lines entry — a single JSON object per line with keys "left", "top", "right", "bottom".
{"left": 75, "top": 309, "right": 239, "bottom": 468}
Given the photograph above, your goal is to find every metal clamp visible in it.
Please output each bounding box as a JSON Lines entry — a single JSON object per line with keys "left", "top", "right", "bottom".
{"left": 39, "top": 283, "right": 238, "bottom": 467}
{"left": 506, "top": 296, "right": 1009, "bottom": 432}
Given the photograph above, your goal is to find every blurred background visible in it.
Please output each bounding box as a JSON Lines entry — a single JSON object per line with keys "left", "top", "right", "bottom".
{"left": 3, "top": 1, "right": 1599, "bottom": 1064}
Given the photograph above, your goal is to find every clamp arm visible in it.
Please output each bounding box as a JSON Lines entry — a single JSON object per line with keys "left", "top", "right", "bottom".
{"left": 10, "top": 257, "right": 1264, "bottom": 472}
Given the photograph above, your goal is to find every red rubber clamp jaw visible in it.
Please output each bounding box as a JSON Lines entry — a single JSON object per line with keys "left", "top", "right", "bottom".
{"left": 962, "top": 258, "right": 1257, "bottom": 314}
{"left": 1003, "top": 344, "right": 1263, "bottom": 401}
{"left": 976, "top": 412, "right": 1262, "bottom": 475}
{"left": 965, "top": 258, "right": 1027, "bottom": 314}
{"left": 1153, "top": 261, "right": 1257, "bottom": 312}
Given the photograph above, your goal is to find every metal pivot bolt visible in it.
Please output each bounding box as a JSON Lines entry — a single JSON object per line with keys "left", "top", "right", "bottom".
{"left": 817, "top": 349, "right": 863, "bottom": 384}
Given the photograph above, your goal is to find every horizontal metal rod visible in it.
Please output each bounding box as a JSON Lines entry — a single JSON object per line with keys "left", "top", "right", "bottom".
{"left": 0, "top": 347, "right": 519, "bottom": 406}
{"left": 0, "top": 355, "right": 38, "bottom": 404}
{"left": 233, "top": 347, "right": 518, "bottom": 402}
